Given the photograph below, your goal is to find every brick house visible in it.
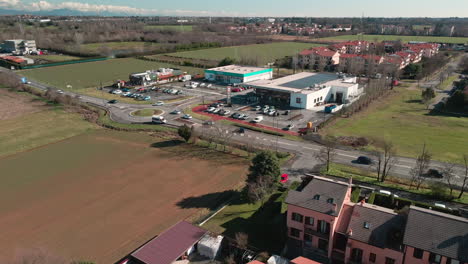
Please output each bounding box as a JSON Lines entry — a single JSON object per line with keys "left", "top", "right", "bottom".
{"left": 284, "top": 176, "right": 468, "bottom": 264}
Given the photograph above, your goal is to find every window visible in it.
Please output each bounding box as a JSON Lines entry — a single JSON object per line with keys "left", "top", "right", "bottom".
{"left": 351, "top": 248, "right": 363, "bottom": 263}
{"left": 313, "top": 194, "right": 320, "bottom": 200}
{"left": 305, "top": 216, "right": 314, "bottom": 226}
{"left": 317, "top": 220, "right": 330, "bottom": 234}
{"left": 327, "top": 198, "right": 334, "bottom": 204}
{"left": 296, "top": 98, "right": 302, "bottom": 104}
{"left": 369, "top": 253, "right": 376, "bottom": 263}
{"left": 290, "top": 228, "right": 301, "bottom": 238}
{"left": 447, "top": 259, "right": 460, "bottom": 264}
{"left": 385, "top": 257, "right": 395, "bottom": 264}
{"left": 304, "top": 234, "right": 312, "bottom": 248}
{"left": 363, "top": 222, "right": 371, "bottom": 229}
{"left": 429, "top": 253, "right": 442, "bottom": 264}
{"left": 413, "top": 248, "right": 424, "bottom": 259}
{"left": 291, "top": 212, "right": 303, "bottom": 223}
{"left": 314, "top": 98, "right": 317, "bottom": 103}
{"left": 318, "top": 239, "right": 328, "bottom": 253}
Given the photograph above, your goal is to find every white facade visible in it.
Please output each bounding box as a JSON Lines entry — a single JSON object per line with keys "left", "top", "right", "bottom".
{"left": 204, "top": 65, "right": 273, "bottom": 84}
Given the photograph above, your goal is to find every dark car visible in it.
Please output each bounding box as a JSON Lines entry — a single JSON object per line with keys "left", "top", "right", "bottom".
{"left": 108, "top": 99, "right": 118, "bottom": 104}
{"left": 356, "top": 156, "right": 372, "bottom": 165}
{"left": 425, "top": 169, "right": 444, "bottom": 178}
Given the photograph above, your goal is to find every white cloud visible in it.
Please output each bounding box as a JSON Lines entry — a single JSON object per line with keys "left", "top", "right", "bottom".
{"left": 0, "top": 0, "right": 234, "bottom": 16}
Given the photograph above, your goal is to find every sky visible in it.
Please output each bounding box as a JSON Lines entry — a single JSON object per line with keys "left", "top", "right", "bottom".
{"left": 0, "top": 0, "right": 467, "bottom": 17}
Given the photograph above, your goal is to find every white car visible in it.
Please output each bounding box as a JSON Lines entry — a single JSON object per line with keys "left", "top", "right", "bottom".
{"left": 268, "top": 110, "right": 276, "bottom": 116}
{"left": 206, "top": 84, "right": 212, "bottom": 88}
{"left": 56, "top": 90, "right": 64, "bottom": 94}
{"left": 122, "top": 92, "right": 131, "bottom": 96}
{"left": 434, "top": 203, "right": 446, "bottom": 209}
{"left": 112, "top": 90, "right": 122, "bottom": 95}
{"left": 212, "top": 108, "right": 221, "bottom": 114}
{"left": 152, "top": 115, "right": 167, "bottom": 124}
{"left": 182, "top": 114, "right": 192, "bottom": 119}
{"left": 153, "top": 101, "right": 164, "bottom": 106}
{"left": 206, "top": 107, "right": 216, "bottom": 113}
{"left": 200, "top": 83, "right": 207, "bottom": 87}
{"left": 222, "top": 110, "right": 231, "bottom": 116}
{"left": 252, "top": 116, "right": 264, "bottom": 123}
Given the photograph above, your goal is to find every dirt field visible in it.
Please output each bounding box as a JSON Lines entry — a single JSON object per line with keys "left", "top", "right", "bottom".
{"left": 0, "top": 89, "right": 46, "bottom": 121}
{"left": 0, "top": 130, "right": 247, "bottom": 263}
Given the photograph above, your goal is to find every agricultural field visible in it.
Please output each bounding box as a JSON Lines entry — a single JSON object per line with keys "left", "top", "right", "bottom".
{"left": 144, "top": 25, "right": 194, "bottom": 31}
{"left": 19, "top": 58, "right": 204, "bottom": 90}
{"left": 0, "top": 88, "right": 97, "bottom": 157}
{"left": 80, "top": 41, "right": 165, "bottom": 53}
{"left": 321, "top": 87, "right": 468, "bottom": 163}
{"left": 319, "top": 34, "right": 468, "bottom": 44}
{"left": 0, "top": 130, "right": 248, "bottom": 263}
{"left": 165, "top": 42, "right": 323, "bottom": 65}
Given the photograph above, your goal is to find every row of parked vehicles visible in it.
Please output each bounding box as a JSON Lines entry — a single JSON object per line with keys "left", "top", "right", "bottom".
{"left": 185, "top": 82, "right": 212, "bottom": 89}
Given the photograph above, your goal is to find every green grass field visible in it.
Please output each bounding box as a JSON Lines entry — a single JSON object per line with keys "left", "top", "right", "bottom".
{"left": 0, "top": 108, "right": 97, "bottom": 158}
{"left": 28, "top": 55, "right": 82, "bottom": 62}
{"left": 80, "top": 41, "right": 164, "bottom": 53}
{"left": 144, "top": 25, "right": 193, "bottom": 31}
{"left": 166, "top": 42, "right": 323, "bottom": 65}
{"left": 322, "top": 88, "right": 468, "bottom": 163}
{"left": 131, "top": 109, "right": 163, "bottom": 117}
{"left": 320, "top": 34, "right": 468, "bottom": 44}
{"left": 20, "top": 58, "right": 204, "bottom": 91}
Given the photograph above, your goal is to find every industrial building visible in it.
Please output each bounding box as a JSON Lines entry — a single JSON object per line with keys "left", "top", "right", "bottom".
{"left": 1, "top": 39, "right": 37, "bottom": 54}
{"left": 247, "top": 72, "right": 362, "bottom": 109}
{"left": 204, "top": 65, "right": 273, "bottom": 84}
{"left": 129, "top": 68, "right": 185, "bottom": 86}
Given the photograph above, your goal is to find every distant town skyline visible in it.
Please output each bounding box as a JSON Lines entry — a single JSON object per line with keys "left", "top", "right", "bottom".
{"left": 0, "top": 0, "right": 467, "bottom": 17}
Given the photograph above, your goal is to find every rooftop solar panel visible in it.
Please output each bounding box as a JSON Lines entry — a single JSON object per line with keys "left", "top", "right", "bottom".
{"left": 279, "top": 74, "right": 339, "bottom": 89}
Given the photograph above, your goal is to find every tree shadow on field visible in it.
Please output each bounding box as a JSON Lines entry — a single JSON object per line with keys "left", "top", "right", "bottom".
{"left": 405, "top": 99, "right": 422, "bottom": 103}
{"left": 150, "top": 139, "right": 184, "bottom": 148}
{"left": 176, "top": 190, "right": 240, "bottom": 210}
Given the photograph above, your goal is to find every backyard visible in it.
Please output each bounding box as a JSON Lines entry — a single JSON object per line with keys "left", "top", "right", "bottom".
{"left": 321, "top": 87, "right": 468, "bottom": 163}
{"left": 0, "top": 130, "right": 248, "bottom": 264}
{"left": 19, "top": 58, "right": 204, "bottom": 90}
{"left": 164, "top": 42, "right": 323, "bottom": 65}
{"left": 318, "top": 34, "right": 468, "bottom": 44}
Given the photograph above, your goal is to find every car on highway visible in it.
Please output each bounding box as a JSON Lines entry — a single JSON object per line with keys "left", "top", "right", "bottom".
{"left": 108, "top": 99, "right": 118, "bottom": 104}
{"left": 153, "top": 101, "right": 164, "bottom": 106}
{"left": 356, "top": 156, "right": 372, "bottom": 165}
{"left": 170, "top": 109, "right": 181, "bottom": 115}
{"left": 182, "top": 114, "right": 192, "bottom": 119}
{"left": 252, "top": 116, "right": 263, "bottom": 123}
{"left": 425, "top": 169, "right": 443, "bottom": 178}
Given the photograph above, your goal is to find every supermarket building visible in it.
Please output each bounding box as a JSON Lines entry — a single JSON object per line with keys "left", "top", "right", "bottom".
{"left": 204, "top": 65, "right": 273, "bottom": 84}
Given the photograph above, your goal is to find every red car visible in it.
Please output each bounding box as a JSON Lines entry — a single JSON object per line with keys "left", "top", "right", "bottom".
{"left": 280, "top": 174, "right": 288, "bottom": 183}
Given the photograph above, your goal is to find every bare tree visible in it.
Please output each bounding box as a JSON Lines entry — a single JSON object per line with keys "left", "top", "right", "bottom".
{"left": 247, "top": 176, "right": 271, "bottom": 206}
{"left": 458, "top": 154, "right": 468, "bottom": 199}
{"left": 235, "top": 232, "right": 249, "bottom": 250}
{"left": 442, "top": 163, "right": 456, "bottom": 197}
{"left": 410, "top": 143, "right": 432, "bottom": 190}
{"left": 315, "top": 137, "right": 337, "bottom": 173}
{"left": 374, "top": 139, "right": 397, "bottom": 182}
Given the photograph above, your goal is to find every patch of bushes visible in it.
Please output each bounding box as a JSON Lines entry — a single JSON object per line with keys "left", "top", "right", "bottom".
{"left": 233, "top": 124, "right": 285, "bottom": 137}
{"left": 351, "top": 187, "right": 361, "bottom": 203}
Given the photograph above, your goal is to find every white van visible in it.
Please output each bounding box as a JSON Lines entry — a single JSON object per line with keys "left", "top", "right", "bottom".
{"left": 152, "top": 115, "right": 167, "bottom": 124}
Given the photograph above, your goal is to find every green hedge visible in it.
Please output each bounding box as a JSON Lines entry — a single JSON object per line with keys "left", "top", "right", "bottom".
{"left": 351, "top": 187, "right": 361, "bottom": 203}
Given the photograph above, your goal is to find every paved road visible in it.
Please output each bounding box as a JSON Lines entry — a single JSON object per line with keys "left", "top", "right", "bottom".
{"left": 6, "top": 67, "right": 468, "bottom": 188}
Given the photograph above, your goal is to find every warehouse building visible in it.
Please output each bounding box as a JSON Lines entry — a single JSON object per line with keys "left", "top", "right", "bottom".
{"left": 204, "top": 65, "right": 273, "bottom": 84}
{"left": 129, "top": 68, "right": 185, "bottom": 86}
{"left": 248, "top": 72, "right": 362, "bottom": 109}
{"left": 1, "top": 39, "right": 37, "bottom": 54}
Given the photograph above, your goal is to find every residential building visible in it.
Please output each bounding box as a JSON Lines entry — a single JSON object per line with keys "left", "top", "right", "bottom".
{"left": 248, "top": 72, "right": 362, "bottom": 108}
{"left": 330, "top": 41, "right": 369, "bottom": 54}
{"left": 1, "top": 39, "right": 37, "bottom": 54}
{"left": 406, "top": 43, "right": 440, "bottom": 58}
{"left": 299, "top": 47, "right": 340, "bottom": 70}
{"left": 204, "top": 65, "right": 273, "bottom": 84}
{"left": 338, "top": 54, "right": 383, "bottom": 75}
{"left": 284, "top": 175, "right": 468, "bottom": 264}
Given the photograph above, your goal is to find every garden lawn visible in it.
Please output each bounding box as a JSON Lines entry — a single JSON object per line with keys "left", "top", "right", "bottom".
{"left": 319, "top": 35, "right": 468, "bottom": 44}
{"left": 322, "top": 88, "right": 468, "bottom": 163}
{"left": 19, "top": 58, "right": 204, "bottom": 90}
{"left": 30, "top": 55, "right": 82, "bottom": 62}
{"left": 166, "top": 42, "right": 323, "bottom": 65}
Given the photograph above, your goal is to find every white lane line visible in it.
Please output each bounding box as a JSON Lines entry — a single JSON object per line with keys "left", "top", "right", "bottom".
{"left": 394, "top": 164, "right": 412, "bottom": 169}
{"left": 303, "top": 147, "right": 320, "bottom": 151}
{"left": 278, "top": 142, "right": 295, "bottom": 146}
{"left": 336, "top": 153, "right": 357, "bottom": 158}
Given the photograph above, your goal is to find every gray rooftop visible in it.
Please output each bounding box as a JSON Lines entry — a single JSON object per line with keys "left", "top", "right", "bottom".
{"left": 348, "top": 204, "right": 405, "bottom": 251}
{"left": 403, "top": 206, "right": 468, "bottom": 262}
{"left": 285, "top": 176, "right": 350, "bottom": 216}
{"left": 279, "top": 73, "right": 339, "bottom": 89}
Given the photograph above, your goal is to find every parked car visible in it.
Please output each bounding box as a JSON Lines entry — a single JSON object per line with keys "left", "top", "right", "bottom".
{"left": 284, "top": 110, "right": 290, "bottom": 115}
{"left": 143, "top": 96, "right": 151, "bottom": 101}
{"left": 206, "top": 107, "right": 216, "bottom": 113}
{"left": 200, "top": 83, "right": 206, "bottom": 87}
{"left": 170, "top": 109, "right": 181, "bottom": 115}
{"left": 182, "top": 114, "right": 192, "bottom": 119}
{"left": 378, "top": 190, "right": 399, "bottom": 197}
{"left": 356, "top": 156, "right": 372, "bottom": 165}
{"left": 108, "top": 99, "right": 118, "bottom": 104}
{"left": 122, "top": 92, "right": 131, "bottom": 96}
{"left": 212, "top": 108, "right": 221, "bottom": 114}
{"left": 284, "top": 124, "right": 295, "bottom": 130}
{"left": 222, "top": 110, "right": 231, "bottom": 116}
{"left": 153, "top": 101, "right": 164, "bottom": 106}
{"left": 425, "top": 169, "right": 443, "bottom": 178}
{"left": 218, "top": 109, "right": 226, "bottom": 115}
{"left": 434, "top": 203, "right": 447, "bottom": 209}
{"left": 237, "top": 113, "right": 245, "bottom": 119}
{"left": 206, "top": 84, "right": 212, "bottom": 88}
{"left": 252, "top": 116, "right": 264, "bottom": 123}
{"left": 254, "top": 106, "right": 262, "bottom": 111}
{"left": 231, "top": 113, "right": 241, "bottom": 119}
{"left": 268, "top": 110, "right": 276, "bottom": 116}
{"left": 240, "top": 114, "right": 249, "bottom": 120}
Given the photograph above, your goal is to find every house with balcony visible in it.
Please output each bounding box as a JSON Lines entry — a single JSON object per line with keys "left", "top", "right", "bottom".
{"left": 338, "top": 54, "right": 383, "bottom": 75}
{"left": 406, "top": 43, "right": 440, "bottom": 58}
{"left": 299, "top": 47, "right": 340, "bottom": 70}
{"left": 284, "top": 176, "right": 468, "bottom": 264}
{"left": 330, "top": 41, "right": 369, "bottom": 54}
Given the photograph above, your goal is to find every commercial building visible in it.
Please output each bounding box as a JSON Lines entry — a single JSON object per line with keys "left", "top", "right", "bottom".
{"left": 1, "top": 39, "right": 37, "bottom": 54}
{"left": 285, "top": 175, "right": 468, "bottom": 264}
{"left": 204, "top": 65, "right": 273, "bottom": 84}
{"left": 248, "top": 72, "right": 361, "bottom": 109}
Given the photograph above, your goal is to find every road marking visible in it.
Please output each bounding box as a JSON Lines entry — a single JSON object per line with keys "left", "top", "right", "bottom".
{"left": 394, "top": 164, "right": 412, "bottom": 169}
{"left": 278, "top": 142, "right": 295, "bottom": 146}
{"left": 336, "top": 152, "right": 357, "bottom": 159}
{"left": 303, "top": 147, "right": 319, "bottom": 151}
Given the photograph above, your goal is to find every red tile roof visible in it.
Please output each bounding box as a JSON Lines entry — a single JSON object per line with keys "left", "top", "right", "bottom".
{"left": 339, "top": 54, "right": 359, "bottom": 58}
{"left": 131, "top": 221, "right": 207, "bottom": 264}
{"left": 291, "top": 256, "right": 322, "bottom": 264}
{"left": 299, "top": 46, "right": 336, "bottom": 57}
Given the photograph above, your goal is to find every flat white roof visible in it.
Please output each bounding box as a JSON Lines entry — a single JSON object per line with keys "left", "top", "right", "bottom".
{"left": 206, "top": 65, "right": 269, "bottom": 74}
{"left": 249, "top": 72, "right": 356, "bottom": 93}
